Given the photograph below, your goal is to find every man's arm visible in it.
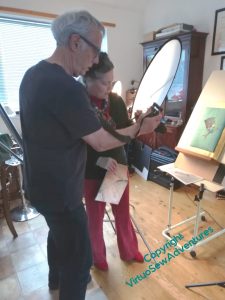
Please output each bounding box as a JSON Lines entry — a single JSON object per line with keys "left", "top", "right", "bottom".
{"left": 82, "top": 114, "right": 161, "bottom": 151}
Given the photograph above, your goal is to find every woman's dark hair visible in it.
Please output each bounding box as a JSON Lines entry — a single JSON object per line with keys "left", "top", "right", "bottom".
{"left": 84, "top": 52, "right": 114, "bottom": 79}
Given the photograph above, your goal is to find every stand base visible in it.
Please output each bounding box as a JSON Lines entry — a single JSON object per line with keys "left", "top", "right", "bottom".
{"left": 11, "top": 204, "right": 40, "bottom": 222}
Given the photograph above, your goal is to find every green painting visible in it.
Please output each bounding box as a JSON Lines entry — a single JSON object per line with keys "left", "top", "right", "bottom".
{"left": 190, "top": 107, "right": 225, "bottom": 152}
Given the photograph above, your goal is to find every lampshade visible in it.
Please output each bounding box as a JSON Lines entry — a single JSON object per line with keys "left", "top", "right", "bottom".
{"left": 112, "top": 80, "right": 122, "bottom": 96}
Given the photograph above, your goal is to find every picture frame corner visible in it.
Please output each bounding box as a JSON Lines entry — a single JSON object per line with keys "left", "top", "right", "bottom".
{"left": 220, "top": 55, "right": 225, "bottom": 70}
{"left": 212, "top": 7, "right": 225, "bottom": 56}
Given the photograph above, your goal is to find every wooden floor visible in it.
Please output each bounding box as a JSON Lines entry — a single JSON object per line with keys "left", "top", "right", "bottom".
{"left": 94, "top": 173, "right": 225, "bottom": 300}
{"left": 0, "top": 173, "right": 225, "bottom": 299}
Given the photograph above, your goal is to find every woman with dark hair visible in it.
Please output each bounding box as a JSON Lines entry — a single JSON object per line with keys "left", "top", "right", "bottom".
{"left": 84, "top": 52, "right": 144, "bottom": 271}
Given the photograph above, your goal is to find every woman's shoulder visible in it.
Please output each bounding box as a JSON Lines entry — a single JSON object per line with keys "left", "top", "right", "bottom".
{"left": 109, "top": 93, "right": 125, "bottom": 107}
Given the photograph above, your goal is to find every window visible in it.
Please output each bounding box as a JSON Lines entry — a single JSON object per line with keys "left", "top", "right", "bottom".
{"left": 0, "top": 16, "right": 108, "bottom": 112}
{"left": 0, "top": 17, "right": 55, "bottom": 112}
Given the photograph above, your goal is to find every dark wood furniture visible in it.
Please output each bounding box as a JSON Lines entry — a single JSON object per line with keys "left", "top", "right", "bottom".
{"left": 0, "top": 163, "right": 20, "bottom": 238}
{"left": 139, "top": 31, "right": 208, "bottom": 149}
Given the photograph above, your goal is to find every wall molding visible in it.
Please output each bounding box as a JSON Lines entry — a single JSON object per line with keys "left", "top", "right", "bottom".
{"left": 0, "top": 6, "right": 116, "bottom": 27}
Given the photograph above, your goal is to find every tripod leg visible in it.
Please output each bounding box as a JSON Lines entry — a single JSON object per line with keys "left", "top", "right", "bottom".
{"left": 104, "top": 208, "right": 116, "bottom": 234}
{"left": 168, "top": 177, "right": 174, "bottom": 230}
{"left": 186, "top": 281, "right": 225, "bottom": 288}
{"left": 190, "top": 184, "right": 205, "bottom": 257}
{"left": 130, "top": 214, "right": 157, "bottom": 263}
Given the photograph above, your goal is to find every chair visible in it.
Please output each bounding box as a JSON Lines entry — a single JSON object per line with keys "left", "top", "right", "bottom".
{"left": 0, "top": 134, "right": 20, "bottom": 238}
{"left": 0, "top": 162, "right": 20, "bottom": 238}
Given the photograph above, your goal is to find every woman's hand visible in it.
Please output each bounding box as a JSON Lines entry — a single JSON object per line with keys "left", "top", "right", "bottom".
{"left": 134, "top": 110, "right": 143, "bottom": 121}
{"left": 105, "top": 158, "right": 118, "bottom": 174}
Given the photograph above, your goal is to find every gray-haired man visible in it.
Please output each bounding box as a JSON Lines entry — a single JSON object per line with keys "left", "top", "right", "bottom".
{"left": 19, "top": 10, "right": 161, "bottom": 300}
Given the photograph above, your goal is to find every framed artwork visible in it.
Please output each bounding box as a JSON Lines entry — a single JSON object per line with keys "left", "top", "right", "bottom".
{"left": 212, "top": 8, "right": 225, "bottom": 55}
{"left": 220, "top": 56, "right": 225, "bottom": 70}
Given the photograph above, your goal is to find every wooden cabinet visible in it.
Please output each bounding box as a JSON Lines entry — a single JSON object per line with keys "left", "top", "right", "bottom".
{"left": 156, "top": 125, "right": 183, "bottom": 149}
{"left": 140, "top": 31, "right": 208, "bottom": 149}
{"left": 138, "top": 125, "right": 182, "bottom": 149}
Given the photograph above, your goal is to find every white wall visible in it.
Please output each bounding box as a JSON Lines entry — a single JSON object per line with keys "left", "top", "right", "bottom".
{"left": 0, "top": 0, "right": 144, "bottom": 99}
{"left": 143, "top": 0, "right": 225, "bottom": 85}
{"left": 1, "top": 0, "right": 224, "bottom": 98}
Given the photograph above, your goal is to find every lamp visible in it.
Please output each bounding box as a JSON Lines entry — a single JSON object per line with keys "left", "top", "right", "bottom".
{"left": 112, "top": 80, "right": 122, "bottom": 96}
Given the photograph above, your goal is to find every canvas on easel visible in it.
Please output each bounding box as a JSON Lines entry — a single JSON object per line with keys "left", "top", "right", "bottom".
{"left": 176, "top": 71, "right": 225, "bottom": 164}
{"left": 189, "top": 106, "right": 225, "bottom": 160}
{"left": 175, "top": 71, "right": 225, "bottom": 188}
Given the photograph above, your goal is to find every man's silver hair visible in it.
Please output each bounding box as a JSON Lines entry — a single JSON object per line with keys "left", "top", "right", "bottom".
{"left": 51, "top": 10, "right": 105, "bottom": 46}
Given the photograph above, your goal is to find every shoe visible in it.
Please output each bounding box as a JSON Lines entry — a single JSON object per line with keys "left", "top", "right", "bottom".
{"left": 133, "top": 251, "right": 144, "bottom": 263}
{"left": 49, "top": 274, "right": 91, "bottom": 290}
{"left": 94, "top": 261, "right": 108, "bottom": 271}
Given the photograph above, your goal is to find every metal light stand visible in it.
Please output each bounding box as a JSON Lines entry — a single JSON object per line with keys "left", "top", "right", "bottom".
{"left": 104, "top": 203, "right": 156, "bottom": 263}
{"left": 186, "top": 280, "right": 225, "bottom": 289}
{"left": 0, "top": 104, "right": 39, "bottom": 221}
{"left": 104, "top": 207, "right": 116, "bottom": 234}
{"left": 130, "top": 212, "right": 156, "bottom": 263}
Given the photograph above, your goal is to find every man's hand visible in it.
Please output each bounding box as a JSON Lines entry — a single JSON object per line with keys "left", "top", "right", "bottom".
{"left": 135, "top": 107, "right": 154, "bottom": 125}
{"left": 137, "top": 114, "right": 161, "bottom": 136}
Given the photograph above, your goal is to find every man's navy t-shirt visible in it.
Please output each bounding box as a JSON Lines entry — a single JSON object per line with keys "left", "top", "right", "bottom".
{"left": 19, "top": 60, "right": 101, "bottom": 213}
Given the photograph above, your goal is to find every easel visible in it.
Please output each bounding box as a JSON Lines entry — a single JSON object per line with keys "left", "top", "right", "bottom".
{"left": 158, "top": 155, "right": 225, "bottom": 291}
{"left": 166, "top": 70, "right": 225, "bottom": 291}
{"left": 161, "top": 171, "right": 225, "bottom": 257}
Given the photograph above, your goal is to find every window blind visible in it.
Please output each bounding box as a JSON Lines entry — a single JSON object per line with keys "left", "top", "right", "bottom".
{"left": 0, "top": 16, "right": 108, "bottom": 112}
{"left": 0, "top": 17, "right": 55, "bottom": 111}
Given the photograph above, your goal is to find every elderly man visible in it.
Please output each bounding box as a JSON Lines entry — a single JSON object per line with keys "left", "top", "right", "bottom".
{"left": 19, "top": 10, "right": 160, "bottom": 300}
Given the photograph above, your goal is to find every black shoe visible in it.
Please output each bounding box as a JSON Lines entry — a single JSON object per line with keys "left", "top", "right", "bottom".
{"left": 48, "top": 273, "right": 91, "bottom": 290}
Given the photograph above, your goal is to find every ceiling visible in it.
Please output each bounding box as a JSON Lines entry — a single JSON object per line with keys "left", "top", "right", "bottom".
{"left": 85, "top": 0, "right": 148, "bottom": 12}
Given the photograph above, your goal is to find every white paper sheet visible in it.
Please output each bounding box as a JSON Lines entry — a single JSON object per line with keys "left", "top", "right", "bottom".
{"left": 158, "top": 163, "right": 203, "bottom": 185}
{"left": 95, "top": 164, "right": 128, "bottom": 205}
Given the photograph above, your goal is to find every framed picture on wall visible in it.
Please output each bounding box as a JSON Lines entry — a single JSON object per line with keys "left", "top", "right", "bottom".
{"left": 220, "top": 56, "right": 225, "bottom": 70}
{"left": 212, "top": 8, "right": 225, "bottom": 55}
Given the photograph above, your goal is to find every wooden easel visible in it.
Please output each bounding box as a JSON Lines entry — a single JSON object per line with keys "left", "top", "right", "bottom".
{"left": 167, "top": 71, "right": 225, "bottom": 289}
{"left": 161, "top": 151, "right": 225, "bottom": 255}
